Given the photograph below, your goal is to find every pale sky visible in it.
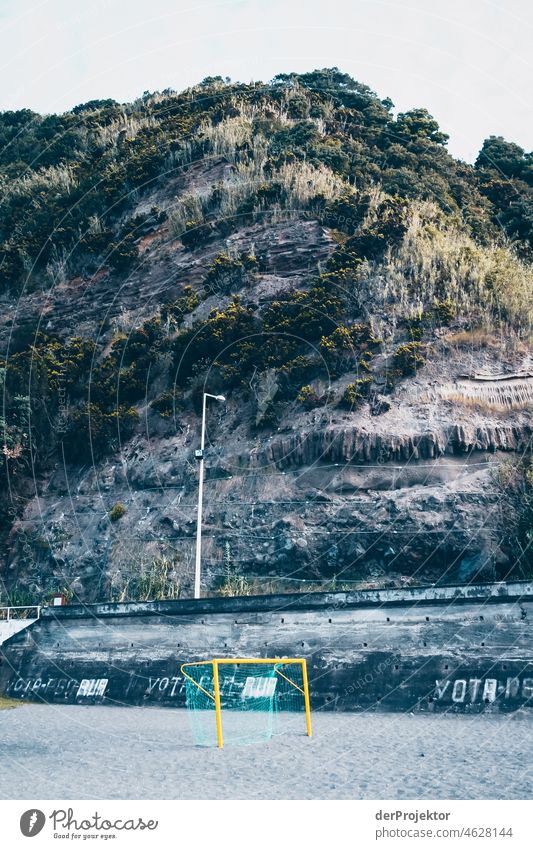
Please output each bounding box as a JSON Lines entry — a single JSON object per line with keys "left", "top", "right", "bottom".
{"left": 0, "top": 0, "right": 532, "bottom": 162}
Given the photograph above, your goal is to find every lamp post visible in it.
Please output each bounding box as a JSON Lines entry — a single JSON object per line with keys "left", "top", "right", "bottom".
{"left": 194, "top": 392, "right": 226, "bottom": 599}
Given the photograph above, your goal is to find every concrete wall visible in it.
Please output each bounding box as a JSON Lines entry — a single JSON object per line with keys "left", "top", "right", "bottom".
{"left": 0, "top": 581, "right": 531, "bottom": 713}
{"left": 0, "top": 618, "right": 38, "bottom": 645}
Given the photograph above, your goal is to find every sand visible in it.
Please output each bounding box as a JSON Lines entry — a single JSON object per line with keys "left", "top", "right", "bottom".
{"left": 0, "top": 704, "right": 531, "bottom": 800}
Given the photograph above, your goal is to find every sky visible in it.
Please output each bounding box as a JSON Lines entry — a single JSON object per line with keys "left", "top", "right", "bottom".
{"left": 0, "top": 0, "right": 532, "bottom": 162}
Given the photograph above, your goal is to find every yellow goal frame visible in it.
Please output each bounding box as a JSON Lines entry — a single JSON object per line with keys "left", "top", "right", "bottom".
{"left": 180, "top": 657, "right": 312, "bottom": 748}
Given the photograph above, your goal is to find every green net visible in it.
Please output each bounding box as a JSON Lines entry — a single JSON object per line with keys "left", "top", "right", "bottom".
{"left": 182, "top": 660, "right": 307, "bottom": 747}
{"left": 271, "top": 661, "right": 307, "bottom": 739}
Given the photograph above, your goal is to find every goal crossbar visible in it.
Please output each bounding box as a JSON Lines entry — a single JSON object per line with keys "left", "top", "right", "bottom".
{"left": 180, "top": 657, "right": 312, "bottom": 748}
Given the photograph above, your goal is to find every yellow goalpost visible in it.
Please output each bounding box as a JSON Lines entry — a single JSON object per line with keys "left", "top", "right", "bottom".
{"left": 180, "top": 657, "right": 313, "bottom": 748}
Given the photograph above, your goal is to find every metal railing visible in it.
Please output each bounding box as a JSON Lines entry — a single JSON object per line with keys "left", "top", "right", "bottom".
{"left": 0, "top": 605, "right": 41, "bottom": 622}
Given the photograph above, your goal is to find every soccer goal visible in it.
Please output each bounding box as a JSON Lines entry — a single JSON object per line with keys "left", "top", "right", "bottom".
{"left": 180, "top": 657, "right": 312, "bottom": 748}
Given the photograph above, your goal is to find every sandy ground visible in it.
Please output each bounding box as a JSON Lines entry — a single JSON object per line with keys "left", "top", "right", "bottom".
{"left": 0, "top": 705, "right": 531, "bottom": 800}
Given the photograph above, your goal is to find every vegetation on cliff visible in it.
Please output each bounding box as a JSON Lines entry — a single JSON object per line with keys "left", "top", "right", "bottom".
{"left": 0, "top": 68, "right": 531, "bottom": 597}
{"left": 1, "top": 69, "right": 532, "bottom": 292}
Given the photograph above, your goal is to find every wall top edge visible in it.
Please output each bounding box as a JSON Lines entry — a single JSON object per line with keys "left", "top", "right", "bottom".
{"left": 39, "top": 581, "right": 533, "bottom": 621}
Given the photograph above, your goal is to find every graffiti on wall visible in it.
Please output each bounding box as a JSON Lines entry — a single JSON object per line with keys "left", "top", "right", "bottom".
{"left": 435, "top": 677, "right": 533, "bottom": 704}
{"left": 145, "top": 676, "right": 184, "bottom": 698}
{"left": 77, "top": 678, "right": 108, "bottom": 698}
{"left": 7, "top": 676, "right": 109, "bottom": 699}
{"left": 6, "top": 672, "right": 533, "bottom": 708}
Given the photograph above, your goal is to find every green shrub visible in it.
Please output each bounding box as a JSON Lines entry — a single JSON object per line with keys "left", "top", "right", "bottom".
{"left": 432, "top": 299, "right": 456, "bottom": 325}
{"left": 276, "top": 357, "right": 319, "bottom": 400}
{"left": 296, "top": 384, "right": 321, "bottom": 410}
{"left": 109, "top": 502, "right": 127, "bottom": 522}
{"left": 262, "top": 284, "right": 344, "bottom": 347}
{"left": 393, "top": 342, "right": 426, "bottom": 376}
{"left": 173, "top": 298, "right": 258, "bottom": 384}
{"left": 358, "top": 351, "right": 375, "bottom": 372}
{"left": 322, "top": 190, "right": 366, "bottom": 235}
{"left": 320, "top": 324, "right": 380, "bottom": 377}
{"left": 203, "top": 251, "right": 257, "bottom": 295}
{"left": 404, "top": 316, "right": 424, "bottom": 341}
{"left": 108, "top": 233, "right": 138, "bottom": 272}
{"left": 181, "top": 219, "right": 214, "bottom": 249}
{"left": 61, "top": 403, "right": 139, "bottom": 463}
{"left": 150, "top": 390, "right": 181, "bottom": 417}
{"left": 161, "top": 286, "right": 200, "bottom": 326}
{"left": 340, "top": 378, "right": 372, "bottom": 408}
{"left": 323, "top": 193, "right": 408, "bottom": 261}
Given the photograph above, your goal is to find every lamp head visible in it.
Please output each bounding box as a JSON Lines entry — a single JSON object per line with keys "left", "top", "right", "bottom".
{"left": 215, "top": 394, "right": 226, "bottom": 402}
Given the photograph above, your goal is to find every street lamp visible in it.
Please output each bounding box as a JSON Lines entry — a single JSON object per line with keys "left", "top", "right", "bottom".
{"left": 194, "top": 392, "right": 226, "bottom": 599}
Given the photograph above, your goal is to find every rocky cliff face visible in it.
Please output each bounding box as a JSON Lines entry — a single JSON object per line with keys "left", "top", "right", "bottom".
{"left": 0, "top": 73, "right": 532, "bottom": 603}
{"left": 4, "top": 200, "right": 531, "bottom": 601}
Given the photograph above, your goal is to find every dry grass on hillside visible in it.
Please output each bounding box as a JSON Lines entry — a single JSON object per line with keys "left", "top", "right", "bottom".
{"left": 375, "top": 202, "right": 533, "bottom": 336}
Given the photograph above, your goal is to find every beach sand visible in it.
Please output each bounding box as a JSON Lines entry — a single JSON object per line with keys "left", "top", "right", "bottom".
{"left": 0, "top": 704, "right": 530, "bottom": 800}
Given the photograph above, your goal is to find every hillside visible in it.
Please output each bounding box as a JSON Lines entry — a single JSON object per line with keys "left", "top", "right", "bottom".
{"left": 0, "top": 68, "right": 532, "bottom": 604}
